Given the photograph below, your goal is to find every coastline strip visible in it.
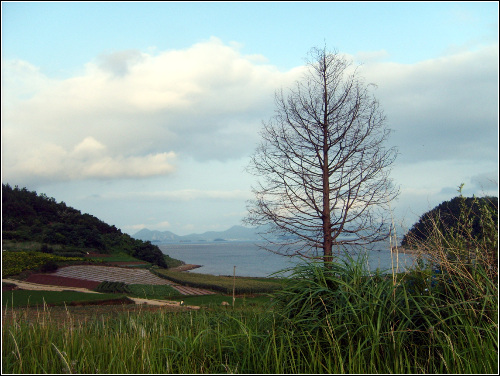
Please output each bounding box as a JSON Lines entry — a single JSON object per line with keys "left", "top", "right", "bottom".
{"left": 168, "top": 264, "right": 203, "bottom": 272}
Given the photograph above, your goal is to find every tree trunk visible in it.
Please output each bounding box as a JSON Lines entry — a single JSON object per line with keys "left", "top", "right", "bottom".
{"left": 322, "top": 62, "right": 333, "bottom": 264}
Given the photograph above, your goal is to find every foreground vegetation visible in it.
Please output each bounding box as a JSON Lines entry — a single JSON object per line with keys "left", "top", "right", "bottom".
{"left": 2, "top": 192, "right": 497, "bottom": 373}
{"left": 3, "top": 256, "right": 496, "bottom": 373}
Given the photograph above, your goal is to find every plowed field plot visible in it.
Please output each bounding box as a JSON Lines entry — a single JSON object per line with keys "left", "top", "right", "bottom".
{"left": 39, "top": 265, "right": 216, "bottom": 296}
{"left": 54, "top": 265, "right": 175, "bottom": 285}
{"left": 25, "top": 274, "right": 101, "bottom": 290}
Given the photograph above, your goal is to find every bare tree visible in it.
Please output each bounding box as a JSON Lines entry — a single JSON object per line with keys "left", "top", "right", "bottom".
{"left": 245, "top": 47, "right": 399, "bottom": 264}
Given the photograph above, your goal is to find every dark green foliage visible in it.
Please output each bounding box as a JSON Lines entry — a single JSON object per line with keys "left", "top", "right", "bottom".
{"left": 132, "top": 241, "right": 168, "bottom": 268}
{"left": 39, "top": 244, "right": 53, "bottom": 254}
{"left": 401, "top": 195, "right": 498, "bottom": 247}
{"left": 94, "top": 281, "right": 131, "bottom": 294}
{"left": 39, "top": 260, "right": 59, "bottom": 273}
{"left": 1, "top": 183, "right": 177, "bottom": 268}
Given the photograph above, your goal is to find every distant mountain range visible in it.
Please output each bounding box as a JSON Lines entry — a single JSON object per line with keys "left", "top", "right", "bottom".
{"left": 133, "top": 225, "right": 268, "bottom": 243}
{"left": 133, "top": 223, "right": 413, "bottom": 245}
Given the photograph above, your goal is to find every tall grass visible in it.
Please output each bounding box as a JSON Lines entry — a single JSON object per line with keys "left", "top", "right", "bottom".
{"left": 270, "top": 254, "right": 497, "bottom": 373}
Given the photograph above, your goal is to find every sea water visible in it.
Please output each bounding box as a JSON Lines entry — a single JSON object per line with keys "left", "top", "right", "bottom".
{"left": 160, "top": 241, "right": 417, "bottom": 277}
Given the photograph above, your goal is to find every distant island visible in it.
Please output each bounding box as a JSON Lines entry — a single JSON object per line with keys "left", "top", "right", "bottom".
{"left": 133, "top": 225, "right": 268, "bottom": 244}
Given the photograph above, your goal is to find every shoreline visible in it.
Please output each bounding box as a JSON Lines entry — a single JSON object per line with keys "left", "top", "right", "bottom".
{"left": 168, "top": 264, "right": 203, "bottom": 272}
{"left": 393, "top": 246, "right": 428, "bottom": 256}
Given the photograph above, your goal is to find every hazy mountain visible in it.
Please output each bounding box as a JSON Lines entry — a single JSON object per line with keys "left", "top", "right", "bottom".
{"left": 133, "top": 228, "right": 182, "bottom": 243}
{"left": 133, "top": 225, "right": 267, "bottom": 243}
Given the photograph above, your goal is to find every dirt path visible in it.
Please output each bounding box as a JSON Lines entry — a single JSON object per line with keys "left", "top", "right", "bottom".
{"left": 3, "top": 278, "right": 101, "bottom": 293}
{"left": 2, "top": 278, "right": 200, "bottom": 310}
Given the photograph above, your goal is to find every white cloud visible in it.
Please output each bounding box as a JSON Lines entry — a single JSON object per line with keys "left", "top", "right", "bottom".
{"left": 2, "top": 136, "right": 176, "bottom": 183}
{"left": 470, "top": 171, "right": 499, "bottom": 193}
{"left": 359, "top": 44, "right": 498, "bottom": 164}
{"left": 72, "top": 136, "right": 106, "bottom": 157}
{"left": 2, "top": 38, "right": 304, "bottom": 185}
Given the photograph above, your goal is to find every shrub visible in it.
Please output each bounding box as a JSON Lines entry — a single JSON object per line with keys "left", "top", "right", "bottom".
{"left": 94, "top": 281, "right": 130, "bottom": 294}
{"left": 39, "top": 260, "right": 59, "bottom": 273}
{"left": 40, "top": 244, "right": 53, "bottom": 253}
{"left": 2, "top": 251, "right": 83, "bottom": 277}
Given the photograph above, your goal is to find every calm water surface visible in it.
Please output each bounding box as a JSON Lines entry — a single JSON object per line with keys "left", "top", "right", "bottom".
{"left": 160, "top": 241, "right": 416, "bottom": 277}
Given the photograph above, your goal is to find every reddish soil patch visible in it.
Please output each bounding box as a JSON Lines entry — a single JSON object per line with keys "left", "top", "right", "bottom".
{"left": 26, "top": 274, "right": 101, "bottom": 290}
{"left": 68, "top": 297, "right": 133, "bottom": 307}
{"left": 2, "top": 283, "right": 19, "bottom": 291}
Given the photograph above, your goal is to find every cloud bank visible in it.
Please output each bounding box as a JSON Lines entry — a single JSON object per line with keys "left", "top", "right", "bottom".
{"left": 2, "top": 37, "right": 304, "bottom": 185}
{"left": 359, "top": 44, "right": 498, "bottom": 164}
{"left": 2, "top": 39, "right": 497, "bottom": 192}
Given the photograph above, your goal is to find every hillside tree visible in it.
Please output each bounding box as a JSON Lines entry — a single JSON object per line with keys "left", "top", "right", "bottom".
{"left": 245, "top": 47, "right": 399, "bottom": 263}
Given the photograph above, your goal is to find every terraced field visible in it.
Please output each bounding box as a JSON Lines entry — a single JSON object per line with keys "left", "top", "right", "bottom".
{"left": 26, "top": 265, "right": 215, "bottom": 296}
{"left": 54, "top": 265, "right": 173, "bottom": 285}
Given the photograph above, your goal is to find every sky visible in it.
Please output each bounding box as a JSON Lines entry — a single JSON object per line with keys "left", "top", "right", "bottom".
{"left": 1, "top": 1, "right": 498, "bottom": 237}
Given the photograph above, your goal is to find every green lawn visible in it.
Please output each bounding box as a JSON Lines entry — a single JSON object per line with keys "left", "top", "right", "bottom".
{"left": 169, "top": 294, "right": 273, "bottom": 308}
{"left": 2, "top": 290, "right": 131, "bottom": 308}
{"left": 127, "top": 284, "right": 181, "bottom": 299}
{"left": 86, "top": 252, "right": 147, "bottom": 263}
{"left": 154, "top": 269, "right": 284, "bottom": 294}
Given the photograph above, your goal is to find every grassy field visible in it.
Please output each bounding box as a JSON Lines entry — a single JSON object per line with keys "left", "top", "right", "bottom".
{"left": 127, "top": 284, "right": 181, "bottom": 299}
{"left": 154, "top": 269, "right": 284, "bottom": 294}
{"left": 2, "top": 290, "right": 131, "bottom": 308}
{"left": 86, "top": 252, "right": 146, "bottom": 263}
{"left": 169, "top": 294, "right": 273, "bottom": 308}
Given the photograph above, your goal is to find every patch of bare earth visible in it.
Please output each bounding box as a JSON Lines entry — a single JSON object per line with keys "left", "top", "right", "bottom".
{"left": 25, "top": 274, "right": 101, "bottom": 289}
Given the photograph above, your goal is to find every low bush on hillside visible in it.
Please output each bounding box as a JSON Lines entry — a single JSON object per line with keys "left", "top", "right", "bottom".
{"left": 94, "top": 281, "right": 131, "bottom": 294}
{"left": 2, "top": 251, "right": 84, "bottom": 278}
{"left": 39, "top": 260, "right": 59, "bottom": 273}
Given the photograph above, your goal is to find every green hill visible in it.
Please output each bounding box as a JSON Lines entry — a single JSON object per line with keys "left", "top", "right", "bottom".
{"left": 2, "top": 183, "right": 178, "bottom": 268}
{"left": 401, "top": 195, "right": 498, "bottom": 248}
